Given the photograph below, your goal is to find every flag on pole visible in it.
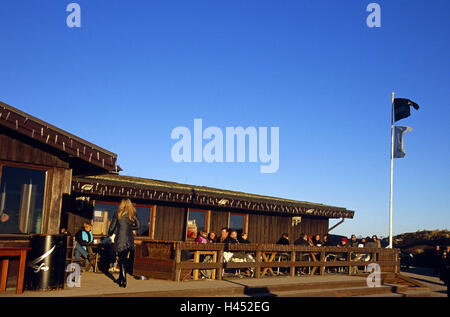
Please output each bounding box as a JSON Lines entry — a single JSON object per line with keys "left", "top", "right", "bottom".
{"left": 394, "top": 126, "right": 412, "bottom": 158}
{"left": 394, "top": 98, "right": 419, "bottom": 122}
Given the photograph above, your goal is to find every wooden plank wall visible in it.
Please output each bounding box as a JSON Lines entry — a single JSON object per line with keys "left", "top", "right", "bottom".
{"left": 0, "top": 132, "right": 69, "bottom": 168}
{"left": 42, "top": 167, "right": 72, "bottom": 234}
{"left": 248, "top": 214, "right": 329, "bottom": 244}
{"left": 153, "top": 205, "right": 186, "bottom": 241}
{"left": 210, "top": 210, "right": 228, "bottom": 236}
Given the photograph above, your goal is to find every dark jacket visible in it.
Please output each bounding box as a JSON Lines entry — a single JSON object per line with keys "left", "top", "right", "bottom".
{"left": 224, "top": 236, "right": 239, "bottom": 244}
{"left": 322, "top": 239, "right": 335, "bottom": 247}
{"left": 365, "top": 241, "right": 378, "bottom": 248}
{"left": 108, "top": 211, "right": 141, "bottom": 253}
{"left": 276, "top": 237, "right": 290, "bottom": 245}
{"left": 239, "top": 237, "right": 250, "bottom": 244}
{"left": 75, "top": 229, "right": 93, "bottom": 249}
{"left": 294, "top": 238, "right": 310, "bottom": 246}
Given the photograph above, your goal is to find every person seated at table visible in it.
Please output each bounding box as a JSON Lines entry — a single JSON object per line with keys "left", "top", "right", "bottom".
{"left": 239, "top": 232, "right": 250, "bottom": 244}
{"left": 217, "top": 227, "right": 230, "bottom": 243}
{"left": 364, "top": 237, "right": 378, "bottom": 248}
{"left": 313, "top": 234, "right": 322, "bottom": 246}
{"left": 349, "top": 234, "right": 359, "bottom": 248}
{"left": 276, "top": 233, "right": 290, "bottom": 245}
{"left": 294, "top": 233, "right": 310, "bottom": 246}
{"left": 208, "top": 232, "right": 217, "bottom": 243}
{"left": 307, "top": 235, "right": 315, "bottom": 246}
{"left": 338, "top": 237, "right": 349, "bottom": 247}
{"left": 372, "top": 235, "right": 381, "bottom": 248}
{"left": 322, "top": 234, "right": 334, "bottom": 246}
{"left": 224, "top": 230, "right": 240, "bottom": 244}
{"left": 195, "top": 231, "right": 209, "bottom": 243}
{"left": 275, "top": 233, "right": 290, "bottom": 274}
{"left": 74, "top": 222, "right": 94, "bottom": 271}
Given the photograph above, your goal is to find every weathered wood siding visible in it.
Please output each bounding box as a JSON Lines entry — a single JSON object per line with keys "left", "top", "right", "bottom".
{"left": 0, "top": 132, "right": 69, "bottom": 168}
{"left": 42, "top": 167, "right": 72, "bottom": 234}
{"left": 153, "top": 205, "right": 186, "bottom": 241}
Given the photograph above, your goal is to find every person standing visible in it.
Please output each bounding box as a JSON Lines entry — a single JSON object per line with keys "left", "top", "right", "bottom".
{"left": 108, "top": 199, "right": 141, "bottom": 288}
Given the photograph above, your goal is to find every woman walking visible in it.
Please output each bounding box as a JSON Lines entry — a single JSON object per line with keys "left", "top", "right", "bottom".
{"left": 108, "top": 199, "right": 141, "bottom": 288}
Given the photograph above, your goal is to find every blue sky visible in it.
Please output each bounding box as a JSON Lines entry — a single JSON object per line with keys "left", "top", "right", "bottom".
{"left": 0, "top": 0, "right": 449, "bottom": 238}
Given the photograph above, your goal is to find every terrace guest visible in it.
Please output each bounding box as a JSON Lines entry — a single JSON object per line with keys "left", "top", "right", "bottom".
{"left": 74, "top": 222, "right": 94, "bottom": 271}
{"left": 322, "top": 234, "right": 334, "bottom": 246}
{"left": 350, "top": 235, "right": 359, "bottom": 248}
{"left": 225, "top": 230, "right": 240, "bottom": 244}
{"left": 294, "top": 233, "right": 310, "bottom": 246}
{"left": 239, "top": 232, "right": 250, "bottom": 244}
{"left": 108, "top": 199, "right": 141, "bottom": 288}
{"left": 372, "top": 235, "right": 381, "bottom": 248}
{"left": 195, "top": 231, "right": 208, "bottom": 243}
{"left": 338, "top": 237, "right": 349, "bottom": 247}
{"left": 365, "top": 237, "right": 378, "bottom": 248}
{"left": 307, "top": 235, "right": 314, "bottom": 246}
{"left": 313, "top": 234, "right": 322, "bottom": 246}
{"left": 217, "top": 227, "right": 230, "bottom": 243}
{"left": 276, "top": 233, "right": 290, "bottom": 245}
{"left": 208, "top": 232, "right": 217, "bottom": 243}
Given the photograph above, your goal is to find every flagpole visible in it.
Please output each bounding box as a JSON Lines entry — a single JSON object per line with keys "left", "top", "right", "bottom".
{"left": 388, "top": 92, "right": 395, "bottom": 248}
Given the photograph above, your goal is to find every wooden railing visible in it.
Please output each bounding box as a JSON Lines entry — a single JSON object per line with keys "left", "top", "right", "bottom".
{"left": 133, "top": 240, "right": 400, "bottom": 282}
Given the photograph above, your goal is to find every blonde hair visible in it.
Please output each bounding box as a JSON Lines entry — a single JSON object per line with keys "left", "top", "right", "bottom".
{"left": 117, "top": 199, "right": 136, "bottom": 221}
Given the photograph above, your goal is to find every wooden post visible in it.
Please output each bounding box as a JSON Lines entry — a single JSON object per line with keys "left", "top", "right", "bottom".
{"left": 16, "top": 249, "right": 27, "bottom": 294}
{"left": 0, "top": 259, "right": 8, "bottom": 292}
{"left": 217, "top": 249, "right": 224, "bottom": 280}
{"left": 290, "top": 251, "right": 296, "bottom": 277}
{"left": 348, "top": 250, "right": 352, "bottom": 275}
{"left": 174, "top": 245, "right": 182, "bottom": 282}
{"left": 320, "top": 250, "right": 325, "bottom": 275}
{"left": 255, "top": 250, "right": 262, "bottom": 279}
{"left": 193, "top": 251, "right": 200, "bottom": 280}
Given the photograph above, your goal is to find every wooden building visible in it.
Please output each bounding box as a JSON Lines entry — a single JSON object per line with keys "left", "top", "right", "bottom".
{"left": 0, "top": 101, "right": 119, "bottom": 237}
{"left": 69, "top": 174, "right": 354, "bottom": 244}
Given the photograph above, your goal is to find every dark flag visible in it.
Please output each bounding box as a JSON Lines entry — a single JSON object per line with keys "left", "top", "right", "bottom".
{"left": 394, "top": 98, "right": 419, "bottom": 122}
{"left": 394, "top": 126, "right": 412, "bottom": 158}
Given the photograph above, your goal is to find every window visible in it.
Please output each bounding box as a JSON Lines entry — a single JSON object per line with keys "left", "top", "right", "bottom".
{"left": 0, "top": 166, "right": 46, "bottom": 234}
{"left": 229, "top": 213, "right": 248, "bottom": 236}
{"left": 186, "top": 209, "right": 209, "bottom": 240}
{"left": 93, "top": 202, "right": 117, "bottom": 235}
{"left": 94, "top": 201, "right": 154, "bottom": 237}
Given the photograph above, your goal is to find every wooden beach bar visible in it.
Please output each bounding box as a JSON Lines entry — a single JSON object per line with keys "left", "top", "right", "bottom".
{"left": 0, "top": 100, "right": 400, "bottom": 293}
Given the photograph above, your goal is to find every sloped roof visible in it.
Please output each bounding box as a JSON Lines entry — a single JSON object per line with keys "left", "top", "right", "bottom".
{"left": 0, "top": 100, "right": 118, "bottom": 174}
{"left": 72, "top": 173, "right": 355, "bottom": 219}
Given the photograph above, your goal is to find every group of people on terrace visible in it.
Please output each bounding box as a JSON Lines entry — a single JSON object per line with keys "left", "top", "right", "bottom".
{"left": 194, "top": 229, "right": 382, "bottom": 249}
{"left": 194, "top": 227, "right": 250, "bottom": 244}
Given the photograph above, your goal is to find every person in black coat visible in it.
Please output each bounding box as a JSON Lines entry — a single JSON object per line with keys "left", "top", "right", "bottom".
{"left": 108, "top": 199, "right": 141, "bottom": 288}
{"left": 276, "top": 233, "right": 290, "bottom": 245}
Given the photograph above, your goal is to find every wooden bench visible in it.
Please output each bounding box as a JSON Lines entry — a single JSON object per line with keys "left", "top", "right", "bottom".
{"left": 0, "top": 247, "right": 31, "bottom": 294}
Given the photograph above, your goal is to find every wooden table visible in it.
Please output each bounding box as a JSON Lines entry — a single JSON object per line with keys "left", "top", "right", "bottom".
{"left": 86, "top": 243, "right": 100, "bottom": 273}
{"left": 192, "top": 250, "right": 217, "bottom": 280}
{"left": 261, "top": 251, "right": 278, "bottom": 276}
{"left": 0, "top": 247, "right": 30, "bottom": 294}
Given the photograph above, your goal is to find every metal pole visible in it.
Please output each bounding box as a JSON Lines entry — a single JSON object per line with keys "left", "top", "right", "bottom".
{"left": 388, "top": 92, "right": 395, "bottom": 248}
